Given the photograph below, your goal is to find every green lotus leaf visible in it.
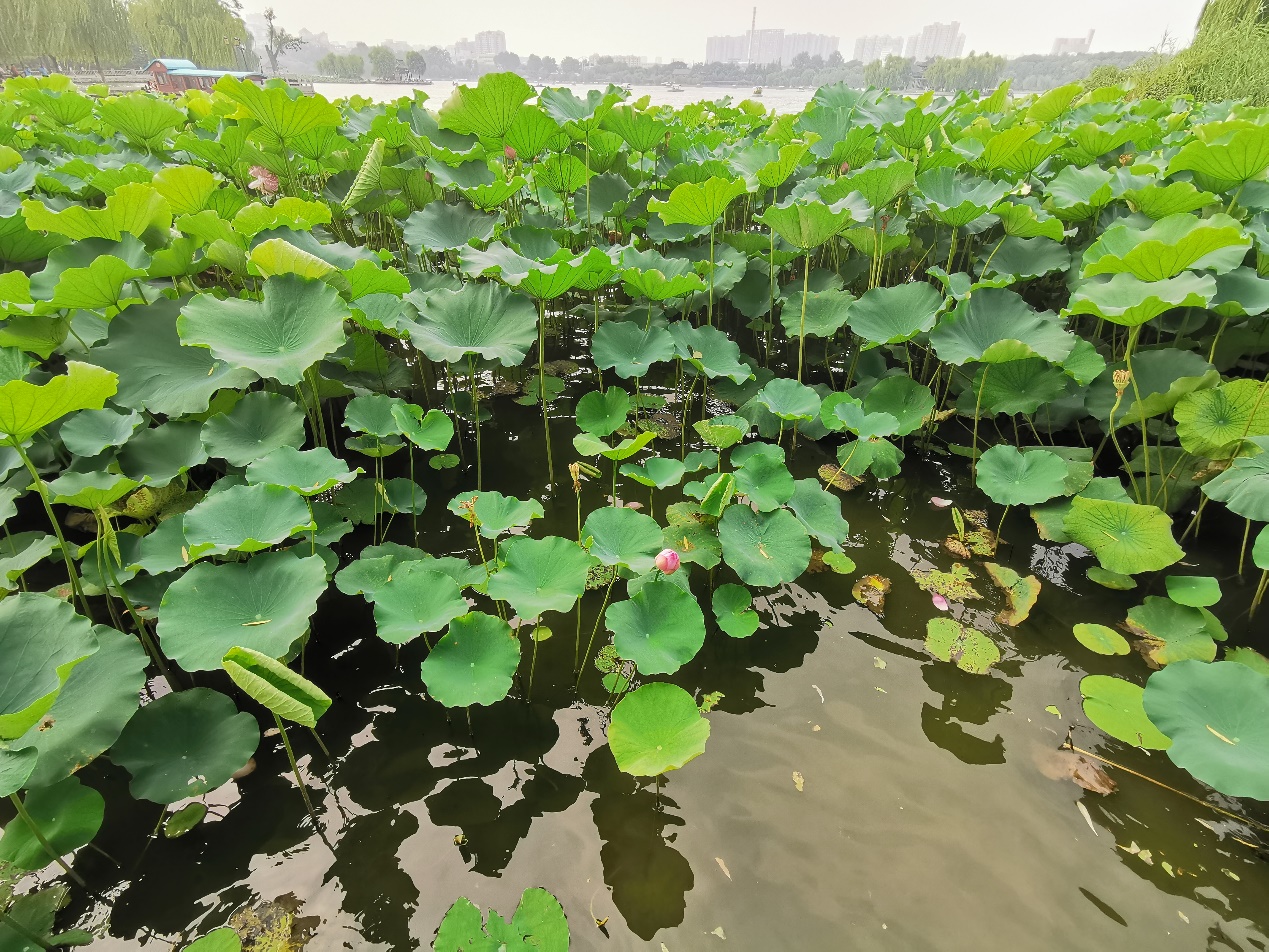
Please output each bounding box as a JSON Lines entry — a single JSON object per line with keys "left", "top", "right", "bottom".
{"left": 0, "top": 533, "right": 60, "bottom": 595}
{"left": 820, "top": 393, "right": 898, "bottom": 438}
{"left": 48, "top": 470, "right": 139, "bottom": 510}
{"left": 0, "top": 775, "right": 104, "bottom": 870}
{"left": 178, "top": 275, "right": 349, "bottom": 386}
{"left": 914, "top": 168, "right": 1012, "bottom": 227}
{"left": 182, "top": 483, "right": 313, "bottom": 559}
{"left": 924, "top": 618, "right": 1000, "bottom": 675}
{"left": 608, "top": 681, "right": 710, "bottom": 776}
{"left": 1167, "top": 125, "right": 1269, "bottom": 191}
{"left": 215, "top": 74, "right": 341, "bottom": 143}
{"left": 1200, "top": 437, "right": 1269, "bottom": 520}
{"left": 391, "top": 403, "right": 454, "bottom": 451}
{"left": 754, "top": 199, "right": 858, "bottom": 249}
{"left": 487, "top": 536, "right": 591, "bottom": 619}
{"left": 819, "top": 157, "right": 913, "bottom": 210}
{"left": 30, "top": 236, "right": 149, "bottom": 310}
{"left": 622, "top": 266, "right": 706, "bottom": 302}
{"left": 990, "top": 199, "right": 1065, "bottom": 240}
{"left": 1044, "top": 164, "right": 1114, "bottom": 222}
{"left": 151, "top": 164, "right": 217, "bottom": 216}
{"left": 447, "top": 489, "right": 544, "bottom": 539}
{"left": 979, "top": 236, "right": 1070, "bottom": 282}
{"left": 1080, "top": 674, "right": 1171, "bottom": 749}
{"left": 1126, "top": 595, "right": 1224, "bottom": 665}
{"left": 222, "top": 645, "right": 331, "bottom": 729}
{"left": 1065, "top": 271, "right": 1216, "bottom": 327}
{"left": 1143, "top": 660, "right": 1269, "bottom": 798}
{"left": 438, "top": 72, "right": 534, "bottom": 139}
{"left": 246, "top": 446, "right": 361, "bottom": 497}
{"left": 158, "top": 551, "right": 327, "bottom": 671}
{"left": 929, "top": 289, "right": 1075, "bottom": 366}
{"left": 87, "top": 297, "right": 257, "bottom": 416}
{"left": 668, "top": 322, "right": 752, "bottom": 383}
{"left": 1086, "top": 348, "right": 1219, "bottom": 430}
{"left": 1211, "top": 267, "right": 1269, "bottom": 318}
{"left": 698, "top": 472, "right": 737, "bottom": 517}
{"left": 648, "top": 176, "right": 748, "bottom": 227}
{"left": 693, "top": 414, "right": 749, "bottom": 450}
{"left": 1122, "top": 181, "right": 1219, "bottom": 219}
{"left": 0, "top": 594, "right": 98, "bottom": 741}
{"left": 1082, "top": 213, "right": 1250, "bottom": 282}
{"left": 0, "top": 747, "right": 35, "bottom": 799}
{"left": 533, "top": 153, "right": 592, "bottom": 195}
{"left": 344, "top": 393, "right": 407, "bottom": 439}
{"left": 1087, "top": 566, "right": 1138, "bottom": 590}
{"left": 718, "top": 505, "right": 810, "bottom": 588}
{"left": 779, "top": 287, "right": 855, "bottom": 340}
{"left": 845, "top": 282, "right": 945, "bottom": 348}
{"left": 1072, "top": 623, "right": 1131, "bottom": 656}
{"left": 369, "top": 564, "right": 469, "bottom": 646}
{"left": 975, "top": 445, "right": 1069, "bottom": 506}
{"left": 11, "top": 627, "right": 145, "bottom": 789}
{"left": 592, "top": 321, "right": 675, "bottom": 379}
{"left": 401, "top": 282, "right": 537, "bottom": 366}
{"left": 1063, "top": 497, "right": 1183, "bottom": 575}
{"left": 583, "top": 507, "right": 663, "bottom": 573}
{"left": 863, "top": 377, "right": 935, "bottom": 436}
{"left": 404, "top": 201, "right": 498, "bottom": 253}
{"left": 787, "top": 478, "right": 850, "bottom": 551}
{"left": 603, "top": 104, "right": 669, "bottom": 153}
{"left": 576, "top": 388, "right": 630, "bottom": 437}
{"left": 200, "top": 392, "right": 305, "bottom": 467}
{"left": 117, "top": 420, "right": 207, "bottom": 486}
{"left": 734, "top": 453, "right": 795, "bottom": 512}
{"left": 0, "top": 361, "right": 117, "bottom": 444}
{"left": 21, "top": 182, "right": 171, "bottom": 247}
{"left": 110, "top": 687, "right": 259, "bottom": 803}
{"left": 1164, "top": 575, "right": 1221, "bottom": 608}
{"left": 59, "top": 408, "right": 143, "bottom": 458}
{"left": 420, "top": 611, "right": 520, "bottom": 707}
{"left": 1227, "top": 647, "right": 1269, "bottom": 676}
{"left": 620, "top": 457, "right": 687, "bottom": 489}
{"left": 712, "top": 583, "right": 760, "bottom": 638}
{"left": 606, "top": 579, "right": 706, "bottom": 676}
{"left": 183, "top": 929, "right": 243, "bottom": 952}
{"left": 756, "top": 378, "right": 820, "bottom": 422}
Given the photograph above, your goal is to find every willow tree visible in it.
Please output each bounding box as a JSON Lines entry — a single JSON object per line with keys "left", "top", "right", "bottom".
{"left": 58, "top": 0, "right": 136, "bottom": 78}
{"left": 130, "top": 0, "right": 256, "bottom": 69}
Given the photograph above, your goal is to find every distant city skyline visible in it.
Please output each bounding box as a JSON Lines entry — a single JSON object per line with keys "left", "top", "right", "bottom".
{"left": 241, "top": 0, "right": 1207, "bottom": 63}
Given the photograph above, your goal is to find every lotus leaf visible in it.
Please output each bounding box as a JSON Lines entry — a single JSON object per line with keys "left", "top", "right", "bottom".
{"left": 182, "top": 483, "right": 313, "bottom": 559}
{"left": 200, "top": 392, "right": 305, "bottom": 467}
{"left": 718, "top": 505, "right": 810, "bottom": 588}
{"left": 1080, "top": 675, "right": 1171, "bottom": 749}
{"left": 0, "top": 775, "right": 104, "bottom": 870}
{"left": 605, "top": 578, "right": 705, "bottom": 676}
{"left": 487, "top": 536, "right": 591, "bottom": 619}
{"left": 448, "top": 490, "right": 544, "bottom": 538}
{"left": 0, "top": 594, "right": 98, "bottom": 741}
{"left": 975, "top": 445, "right": 1069, "bottom": 506}
{"left": 583, "top": 507, "right": 663, "bottom": 573}
{"left": 575, "top": 388, "right": 630, "bottom": 437}
{"left": 222, "top": 646, "right": 331, "bottom": 728}
{"left": 1063, "top": 497, "right": 1183, "bottom": 575}
{"left": 420, "top": 611, "right": 520, "bottom": 707}
{"left": 608, "top": 681, "right": 710, "bottom": 776}
{"left": 924, "top": 618, "right": 1000, "bottom": 675}
{"left": 592, "top": 321, "right": 675, "bottom": 379}
{"left": 1126, "top": 595, "right": 1225, "bottom": 665}
{"left": 1072, "top": 623, "right": 1131, "bottom": 656}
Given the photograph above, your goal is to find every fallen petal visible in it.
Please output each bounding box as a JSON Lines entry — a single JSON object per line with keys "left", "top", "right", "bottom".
{"left": 932, "top": 593, "right": 950, "bottom": 611}
{"left": 931, "top": 496, "right": 953, "bottom": 508}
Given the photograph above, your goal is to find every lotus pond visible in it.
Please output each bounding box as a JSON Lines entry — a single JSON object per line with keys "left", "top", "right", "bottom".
{"left": 0, "top": 71, "right": 1268, "bottom": 951}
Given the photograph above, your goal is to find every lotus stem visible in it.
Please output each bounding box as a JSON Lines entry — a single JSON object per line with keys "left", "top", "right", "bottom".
{"left": 0, "top": 909, "right": 55, "bottom": 950}
{"left": 1239, "top": 518, "right": 1252, "bottom": 575}
{"left": 970, "top": 364, "right": 990, "bottom": 478}
{"left": 101, "top": 531, "right": 174, "bottom": 686}
{"left": 10, "top": 440, "right": 89, "bottom": 618}
{"left": 274, "top": 713, "right": 317, "bottom": 821}
{"left": 707, "top": 224, "right": 715, "bottom": 326}
{"left": 1106, "top": 390, "right": 1142, "bottom": 502}
{"left": 576, "top": 575, "right": 616, "bottom": 689}
{"left": 1251, "top": 570, "right": 1269, "bottom": 618}
{"left": 526, "top": 619, "right": 538, "bottom": 702}
{"left": 538, "top": 299, "right": 555, "bottom": 484}
{"left": 797, "top": 253, "right": 809, "bottom": 384}
{"left": 1124, "top": 326, "right": 1151, "bottom": 500}
{"left": 8, "top": 793, "right": 88, "bottom": 889}
{"left": 468, "top": 354, "right": 483, "bottom": 491}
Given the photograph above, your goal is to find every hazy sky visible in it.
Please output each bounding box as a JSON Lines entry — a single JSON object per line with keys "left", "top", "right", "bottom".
{"left": 244, "top": 0, "right": 1208, "bottom": 61}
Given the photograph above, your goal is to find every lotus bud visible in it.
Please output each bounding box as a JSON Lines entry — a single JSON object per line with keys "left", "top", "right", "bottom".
{"left": 655, "top": 548, "right": 680, "bottom": 574}
{"left": 504, "top": 145, "right": 518, "bottom": 162}
{"left": 247, "top": 165, "right": 279, "bottom": 195}
{"left": 839, "top": 161, "right": 850, "bottom": 175}
{"left": 1113, "top": 369, "right": 1131, "bottom": 395}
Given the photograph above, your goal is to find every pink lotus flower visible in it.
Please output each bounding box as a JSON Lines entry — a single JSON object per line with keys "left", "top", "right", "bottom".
{"left": 248, "top": 165, "right": 278, "bottom": 195}
{"left": 931, "top": 593, "right": 950, "bottom": 611}
{"left": 504, "top": 145, "right": 518, "bottom": 161}
{"left": 839, "top": 161, "right": 850, "bottom": 175}
{"left": 655, "top": 549, "right": 680, "bottom": 574}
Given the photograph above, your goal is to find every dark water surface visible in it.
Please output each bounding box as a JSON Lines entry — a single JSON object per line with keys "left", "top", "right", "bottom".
{"left": 48, "top": 375, "right": 1269, "bottom": 951}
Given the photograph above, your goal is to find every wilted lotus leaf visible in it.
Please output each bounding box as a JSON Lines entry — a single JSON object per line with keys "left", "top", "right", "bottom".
{"left": 1125, "top": 595, "right": 1224, "bottom": 666}
{"left": 925, "top": 618, "right": 1000, "bottom": 674}
{"left": 983, "top": 562, "right": 1040, "bottom": 626}
{"left": 852, "top": 573, "right": 890, "bottom": 614}
{"left": 912, "top": 563, "right": 981, "bottom": 603}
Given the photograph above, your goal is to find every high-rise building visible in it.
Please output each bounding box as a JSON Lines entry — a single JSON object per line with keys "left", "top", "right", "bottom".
{"left": 473, "top": 31, "right": 507, "bottom": 56}
{"left": 705, "top": 28, "right": 838, "bottom": 64}
{"left": 905, "top": 22, "right": 966, "bottom": 62}
{"left": 1052, "top": 30, "right": 1095, "bottom": 55}
{"left": 853, "top": 34, "right": 907, "bottom": 64}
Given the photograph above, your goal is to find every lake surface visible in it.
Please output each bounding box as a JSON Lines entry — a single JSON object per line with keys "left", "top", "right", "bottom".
{"left": 66, "top": 363, "right": 1269, "bottom": 950}
{"left": 313, "top": 81, "right": 817, "bottom": 113}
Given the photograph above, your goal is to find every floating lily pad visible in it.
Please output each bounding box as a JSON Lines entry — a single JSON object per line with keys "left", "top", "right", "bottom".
{"left": 110, "top": 688, "right": 260, "bottom": 803}
{"left": 1080, "top": 674, "right": 1171, "bottom": 749}
{"left": 712, "top": 583, "right": 760, "bottom": 638}
{"left": 608, "top": 682, "right": 710, "bottom": 776}
{"left": 1072, "top": 623, "right": 1131, "bottom": 656}
{"left": 925, "top": 618, "right": 1000, "bottom": 674}
{"left": 983, "top": 562, "right": 1040, "bottom": 626}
